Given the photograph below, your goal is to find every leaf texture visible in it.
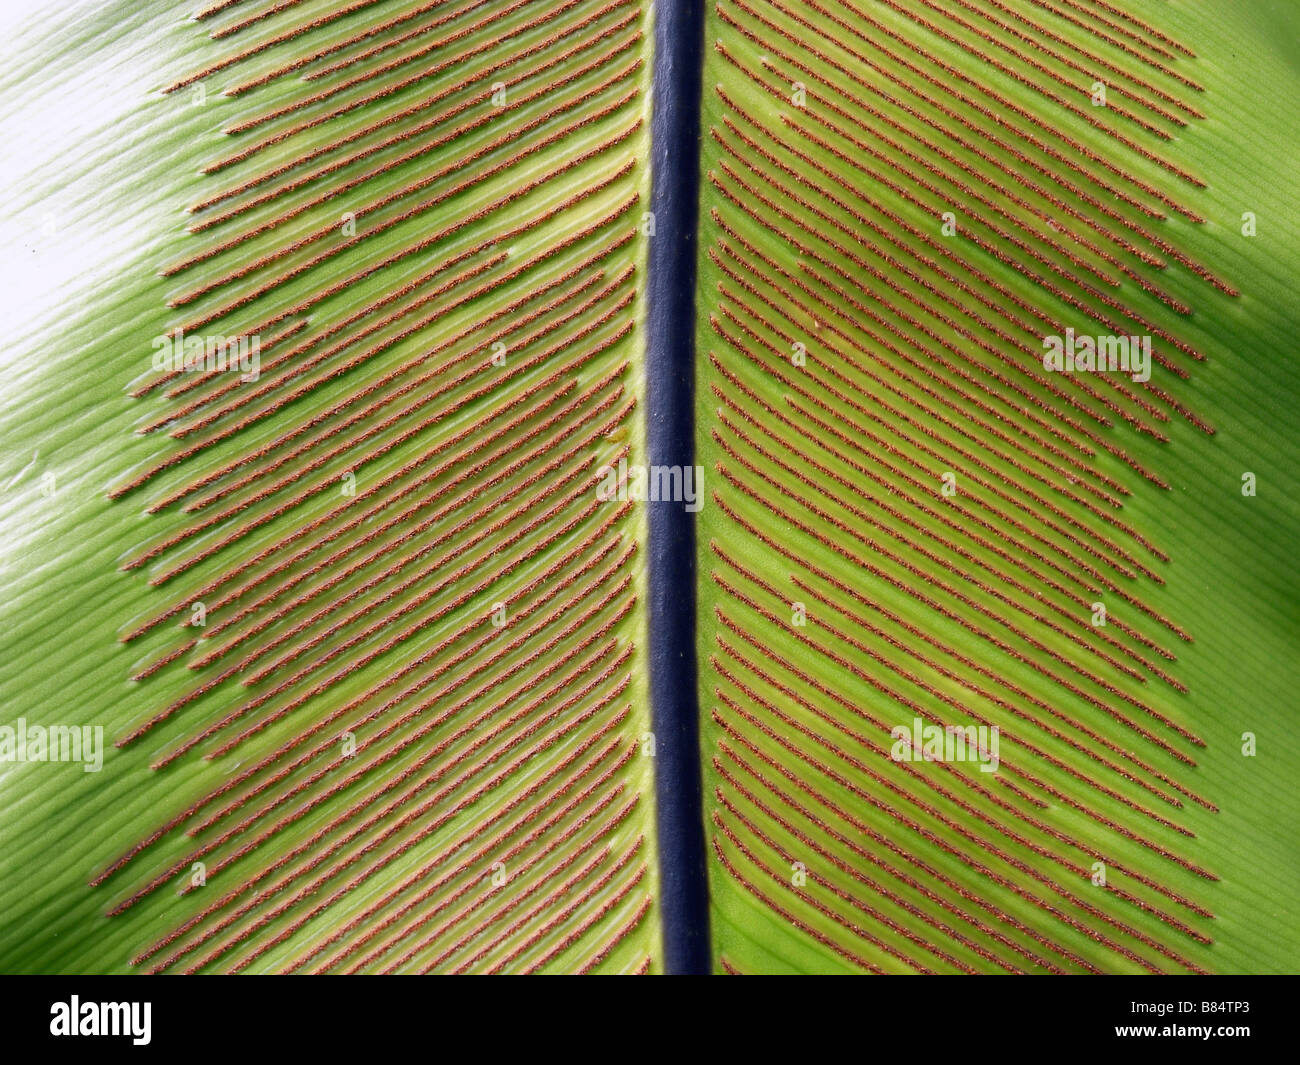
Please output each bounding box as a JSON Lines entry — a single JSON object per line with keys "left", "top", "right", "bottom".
{"left": 2, "top": 0, "right": 658, "bottom": 974}
{"left": 2, "top": 0, "right": 1300, "bottom": 977}
{"left": 694, "top": 0, "right": 1300, "bottom": 974}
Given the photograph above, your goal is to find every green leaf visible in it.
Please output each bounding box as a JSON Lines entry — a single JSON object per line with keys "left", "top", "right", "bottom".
{"left": 694, "top": 0, "right": 1300, "bottom": 974}
{"left": 0, "top": 0, "right": 657, "bottom": 974}
{"left": 2, "top": 0, "right": 1298, "bottom": 976}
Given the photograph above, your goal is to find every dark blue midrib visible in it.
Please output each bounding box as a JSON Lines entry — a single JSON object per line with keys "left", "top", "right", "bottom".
{"left": 646, "top": 0, "right": 710, "bottom": 975}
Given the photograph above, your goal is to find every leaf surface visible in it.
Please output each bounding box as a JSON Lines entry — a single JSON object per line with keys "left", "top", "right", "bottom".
{"left": 1, "top": 0, "right": 1299, "bottom": 976}
{"left": 693, "top": 0, "right": 1300, "bottom": 974}
{"left": 0, "top": 0, "right": 657, "bottom": 975}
